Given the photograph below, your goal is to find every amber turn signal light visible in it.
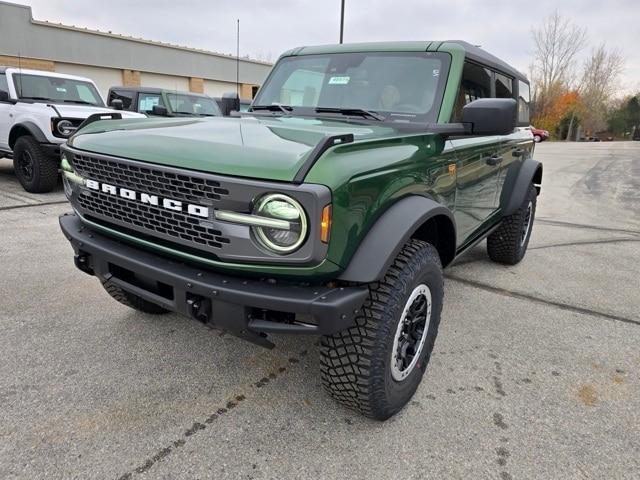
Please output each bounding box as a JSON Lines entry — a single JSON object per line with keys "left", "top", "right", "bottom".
{"left": 320, "top": 205, "right": 332, "bottom": 243}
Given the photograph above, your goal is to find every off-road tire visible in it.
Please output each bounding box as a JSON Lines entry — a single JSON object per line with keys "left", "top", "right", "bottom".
{"left": 13, "top": 136, "right": 59, "bottom": 193}
{"left": 487, "top": 184, "right": 537, "bottom": 265}
{"left": 102, "top": 279, "right": 169, "bottom": 315}
{"left": 320, "top": 239, "right": 444, "bottom": 420}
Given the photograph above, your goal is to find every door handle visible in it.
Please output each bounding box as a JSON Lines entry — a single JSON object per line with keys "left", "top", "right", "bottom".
{"left": 512, "top": 148, "right": 525, "bottom": 157}
{"left": 486, "top": 154, "right": 503, "bottom": 166}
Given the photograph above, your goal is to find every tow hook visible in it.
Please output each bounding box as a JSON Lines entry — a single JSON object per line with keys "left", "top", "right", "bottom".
{"left": 187, "top": 295, "right": 211, "bottom": 323}
{"left": 74, "top": 254, "right": 94, "bottom": 276}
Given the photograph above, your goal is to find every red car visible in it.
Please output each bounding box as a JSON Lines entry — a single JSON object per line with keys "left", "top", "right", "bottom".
{"left": 530, "top": 126, "right": 549, "bottom": 142}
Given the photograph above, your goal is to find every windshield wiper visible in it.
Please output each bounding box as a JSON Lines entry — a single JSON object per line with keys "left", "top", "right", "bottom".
{"left": 315, "top": 107, "right": 386, "bottom": 121}
{"left": 20, "top": 96, "right": 53, "bottom": 102}
{"left": 63, "top": 99, "right": 98, "bottom": 105}
{"left": 251, "top": 103, "right": 293, "bottom": 114}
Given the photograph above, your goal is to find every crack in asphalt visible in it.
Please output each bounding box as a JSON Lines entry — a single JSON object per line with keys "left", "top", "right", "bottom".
{"left": 537, "top": 218, "right": 640, "bottom": 236}
{"left": 115, "top": 349, "right": 309, "bottom": 480}
{"left": 528, "top": 237, "right": 640, "bottom": 250}
{"left": 446, "top": 275, "right": 640, "bottom": 327}
{"left": 450, "top": 236, "right": 640, "bottom": 267}
{"left": 0, "top": 200, "right": 68, "bottom": 211}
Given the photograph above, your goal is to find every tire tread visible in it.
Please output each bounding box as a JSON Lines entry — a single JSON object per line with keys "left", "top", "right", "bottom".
{"left": 320, "top": 239, "right": 443, "bottom": 419}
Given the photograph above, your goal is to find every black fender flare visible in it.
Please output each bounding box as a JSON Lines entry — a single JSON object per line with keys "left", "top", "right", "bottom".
{"left": 338, "top": 196, "right": 456, "bottom": 283}
{"left": 9, "top": 121, "right": 48, "bottom": 148}
{"left": 500, "top": 158, "right": 543, "bottom": 216}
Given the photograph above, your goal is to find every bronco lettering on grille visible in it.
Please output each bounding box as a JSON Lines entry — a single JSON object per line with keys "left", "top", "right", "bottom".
{"left": 85, "top": 179, "right": 210, "bottom": 219}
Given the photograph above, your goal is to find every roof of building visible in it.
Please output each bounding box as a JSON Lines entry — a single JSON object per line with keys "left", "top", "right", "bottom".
{"left": 0, "top": 1, "right": 272, "bottom": 67}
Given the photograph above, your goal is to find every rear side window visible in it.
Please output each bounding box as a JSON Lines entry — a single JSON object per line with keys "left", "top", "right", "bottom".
{"left": 138, "top": 92, "right": 164, "bottom": 113}
{"left": 495, "top": 73, "right": 513, "bottom": 99}
{"left": 0, "top": 73, "right": 8, "bottom": 93}
{"left": 108, "top": 89, "right": 135, "bottom": 110}
{"left": 517, "top": 80, "right": 530, "bottom": 124}
{"left": 451, "top": 62, "right": 492, "bottom": 121}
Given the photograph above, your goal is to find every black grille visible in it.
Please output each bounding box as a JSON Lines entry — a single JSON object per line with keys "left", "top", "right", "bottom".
{"left": 78, "top": 191, "right": 230, "bottom": 250}
{"left": 71, "top": 153, "right": 232, "bottom": 251}
{"left": 71, "top": 154, "right": 229, "bottom": 204}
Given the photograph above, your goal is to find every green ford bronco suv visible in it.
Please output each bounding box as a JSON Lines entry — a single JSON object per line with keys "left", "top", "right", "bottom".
{"left": 59, "top": 41, "right": 542, "bottom": 420}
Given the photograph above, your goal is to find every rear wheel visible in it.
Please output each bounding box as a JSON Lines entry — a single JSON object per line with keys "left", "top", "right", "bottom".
{"left": 12, "top": 136, "right": 59, "bottom": 193}
{"left": 320, "top": 239, "right": 443, "bottom": 420}
{"left": 102, "top": 279, "right": 169, "bottom": 315}
{"left": 487, "top": 184, "right": 537, "bottom": 265}
{"left": 533, "top": 135, "right": 542, "bottom": 143}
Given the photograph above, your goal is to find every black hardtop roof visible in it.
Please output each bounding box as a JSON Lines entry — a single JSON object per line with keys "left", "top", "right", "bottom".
{"left": 108, "top": 85, "right": 212, "bottom": 97}
{"left": 448, "top": 40, "right": 528, "bottom": 82}
{"left": 288, "top": 40, "right": 528, "bottom": 83}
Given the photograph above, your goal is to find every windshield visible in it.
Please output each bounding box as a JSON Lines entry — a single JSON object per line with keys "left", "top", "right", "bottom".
{"left": 165, "top": 93, "right": 221, "bottom": 116}
{"left": 253, "top": 51, "right": 450, "bottom": 122}
{"left": 14, "top": 73, "right": 105, "bottom": 106}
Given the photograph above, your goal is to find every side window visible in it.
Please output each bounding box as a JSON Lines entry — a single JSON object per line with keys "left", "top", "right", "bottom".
{"left": 0, "top": 73, "right": 8, "bottom": 93}
{"left": 451, "top": 62, "right": 492, "bottom": 121}
{"left": 495, "top": 73, "right": 513, "bottom": 99}
{"left": 138, "top": 93, "right": 164, "bottom": 113}
{"left": 108, "top": 89, "right": 135, "bottom": 110}
{"left": 517, "top": 80, "right": 530, "bottom": 125}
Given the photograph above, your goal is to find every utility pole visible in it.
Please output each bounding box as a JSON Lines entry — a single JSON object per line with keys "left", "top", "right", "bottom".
{"left": 236, "top": 19, "right": 240, "bottom": 96}
{"left": 339, "top": 0, "right": 345, "bottom": 44}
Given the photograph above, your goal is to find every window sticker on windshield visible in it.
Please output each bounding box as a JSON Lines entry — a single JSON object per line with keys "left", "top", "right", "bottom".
{"left": 433, "top": 69, "right": 440, "bottom": 77}
{"left": 328, "top": 76, "right": 350, "bottom": 85}
{"left": 56, "top": 87, "right": 67, "bottom": 92}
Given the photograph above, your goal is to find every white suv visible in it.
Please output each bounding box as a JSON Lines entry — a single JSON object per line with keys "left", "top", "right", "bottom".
{"left": 0, "top": 67, "right": 144, "bottom": 193}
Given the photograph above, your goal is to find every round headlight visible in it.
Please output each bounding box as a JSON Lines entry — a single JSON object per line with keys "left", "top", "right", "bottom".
{"left": 57, "top": 120, "right": 75, "bottom": 136}
{"left": 252, "top": 194, "right": 308, "bottom": 253}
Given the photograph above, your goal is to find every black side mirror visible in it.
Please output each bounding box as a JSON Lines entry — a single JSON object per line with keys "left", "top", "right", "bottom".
{"left": 0, "top": 90, "right": 11, "bottom": 102}
{"left": 462, "top": 98, "right": 517, "bottom": 135}
{"left": 219, "top": 92, "right": 240, "bottom": 116}
{"left": 151, "top": 105, "right": 169, "bottom": 116}
{"left": 110, "top": 98, "right": 123, "bottom": 110}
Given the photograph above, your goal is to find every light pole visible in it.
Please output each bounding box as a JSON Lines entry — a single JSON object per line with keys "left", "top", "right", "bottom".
{"left": 339, "top": 0, "right": 345, "bottom": 44}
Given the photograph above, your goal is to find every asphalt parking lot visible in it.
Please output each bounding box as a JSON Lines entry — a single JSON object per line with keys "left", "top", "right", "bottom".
{"left": 1, "top": 141, "right": 639, "bottom": 479}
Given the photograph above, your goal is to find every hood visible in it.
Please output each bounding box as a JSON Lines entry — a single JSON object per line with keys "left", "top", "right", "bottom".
{"left": 69, "top": 116, "right": 399, "bottom": 182}
{"left": 49, "top": 104, "right": 144, "bottom": 119}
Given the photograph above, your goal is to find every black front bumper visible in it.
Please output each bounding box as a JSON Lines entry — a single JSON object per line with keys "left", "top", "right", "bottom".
{"left": 41, "top": 143, "right": 61, "bottom": 157}
{"left": 59, "top": 213, "right": 367, "bottom": 347}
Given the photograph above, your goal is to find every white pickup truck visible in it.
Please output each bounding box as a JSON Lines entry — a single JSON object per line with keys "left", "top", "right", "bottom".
{"left": 0, "top": 67, "right": 144, "bottom": 193}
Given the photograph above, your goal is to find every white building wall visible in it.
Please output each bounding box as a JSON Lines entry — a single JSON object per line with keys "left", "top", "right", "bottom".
{"left": 203, "top": 79, "right": 239, "bottom": 97}
{"left": 54, "top": 62, "right": 122, "bottom": 99}
{"left": 140, "top": 72, "right": 189, "bottom": 92}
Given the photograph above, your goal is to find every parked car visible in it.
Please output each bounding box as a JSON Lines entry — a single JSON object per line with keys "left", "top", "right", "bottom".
{"left": 59, "top": 40, "right": 541, "bottom": 420}
{"left": 0, "top": 67, "right": 144, "bottom": 192}
{"left": 107, "top": 86, "right": 222, "bottom": 117}
{"left": 530, "top": 125, "right": 549, "bottom": 142}
{"left": 214, "top": 96, "right": 251, "bottom": 116}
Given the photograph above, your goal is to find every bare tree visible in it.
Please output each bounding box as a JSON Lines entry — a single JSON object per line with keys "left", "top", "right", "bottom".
{"left": 530, "top": 11, "right": 587, "bottom": 125}
{"left": 579, "top": 44, "right": 625, "bottom": 134}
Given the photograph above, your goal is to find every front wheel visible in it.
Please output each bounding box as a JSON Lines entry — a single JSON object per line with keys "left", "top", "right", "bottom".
{"left": 533, "top": 135, "right": 542, "bottom": 143}
{"left": 320, "top": 239, "right": 443, "bottom": 420}
{"left": 12, "top": 136, "right": 59, "bottom": 193}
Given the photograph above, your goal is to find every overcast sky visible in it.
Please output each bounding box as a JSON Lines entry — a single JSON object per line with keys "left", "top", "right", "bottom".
{"left": 17, "top": 0, "right": 640, "bottom": 95}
